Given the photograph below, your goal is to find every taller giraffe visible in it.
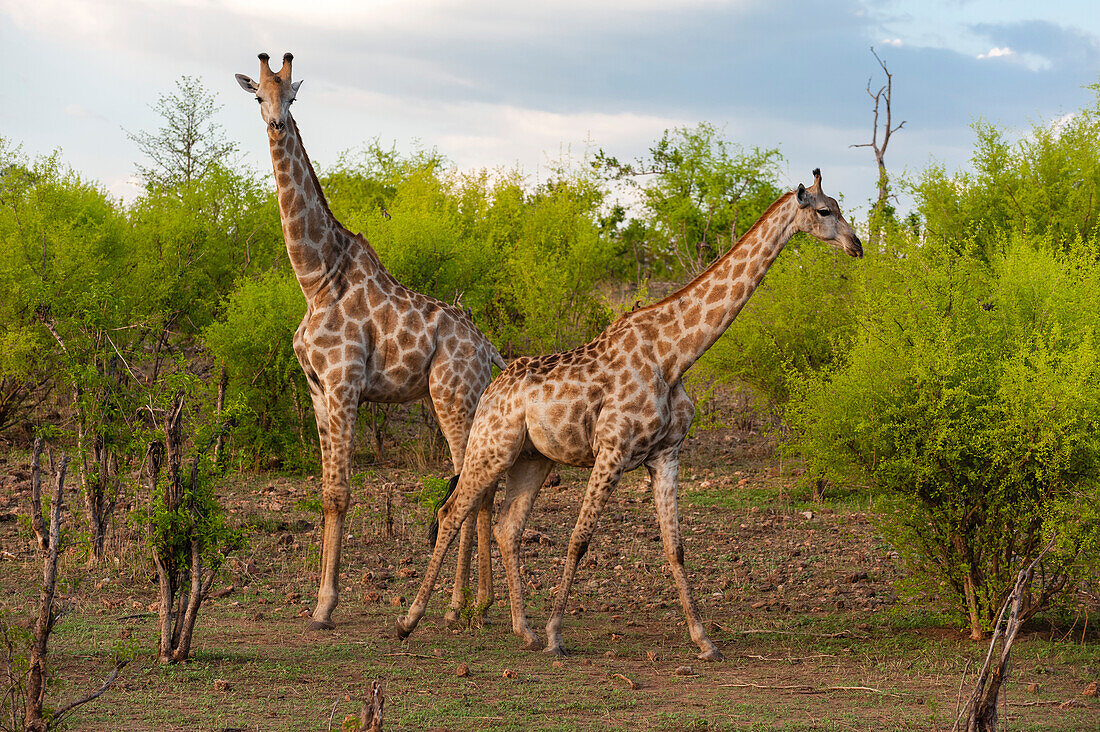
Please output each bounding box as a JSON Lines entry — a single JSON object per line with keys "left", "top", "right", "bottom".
{"left": 236, "top": 53, "right": 504, "bottom": 630}
{"left": 398, "top": 171, "right": 862, "bottom": 658}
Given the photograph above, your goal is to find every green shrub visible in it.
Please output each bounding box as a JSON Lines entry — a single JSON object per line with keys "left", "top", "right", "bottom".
{"left": 788, "top": 233, "right": 1100, "bottom": 636}
{"left": 202, "top": 267, "right": 314, "bottom": 468}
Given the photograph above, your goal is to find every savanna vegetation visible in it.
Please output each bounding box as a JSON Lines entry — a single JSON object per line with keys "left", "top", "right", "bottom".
{"left": 1, "top": 73, "right": 1098, "bottom": 729}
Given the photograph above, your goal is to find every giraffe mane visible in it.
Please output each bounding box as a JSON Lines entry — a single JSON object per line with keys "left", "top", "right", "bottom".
{"left": 289, "top": 116, "right": 383, "bottom": 270}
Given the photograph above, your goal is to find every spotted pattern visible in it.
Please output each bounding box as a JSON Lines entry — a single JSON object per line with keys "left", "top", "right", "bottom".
{"left": 398, "top": 172, "right": 862, "bottom": 660}
{"left": 239, "top": 54, "right": 506, "bottom": 629}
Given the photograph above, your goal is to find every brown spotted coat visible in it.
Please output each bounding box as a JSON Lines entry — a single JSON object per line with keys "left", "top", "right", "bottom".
{"left": 237, "top": 53, "right": 505, "bottom": 629}
{"left": 397, "top": 171, "right": 863, "bottom": 659}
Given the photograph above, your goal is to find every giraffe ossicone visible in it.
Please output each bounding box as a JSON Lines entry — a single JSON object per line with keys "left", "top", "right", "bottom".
{"left": 397, "top": 171, "right": 862, "bottom": 659}
{"left": 236, "top": 52, "right": 506, "bottom": 630}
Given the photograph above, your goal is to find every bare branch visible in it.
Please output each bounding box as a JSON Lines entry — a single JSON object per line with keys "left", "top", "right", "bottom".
{"left": 52, "top": 660, "right": 129, "bottom": 723}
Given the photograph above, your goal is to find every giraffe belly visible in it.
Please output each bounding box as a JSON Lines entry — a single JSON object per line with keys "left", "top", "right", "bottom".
{"left": 526, "top": 411, "right": 596, "bottom": 467}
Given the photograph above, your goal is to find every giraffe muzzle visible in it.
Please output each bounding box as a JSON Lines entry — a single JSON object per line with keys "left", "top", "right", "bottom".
{"left": 847, "top": 235, "right": 864, "bottom": 258}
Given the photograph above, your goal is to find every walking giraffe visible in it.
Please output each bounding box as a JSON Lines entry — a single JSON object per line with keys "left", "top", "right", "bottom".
{"left": 397, "top": 171, "right": 862, "bottom": 658}
{"left": 236, "top": 53, "right": 504, "bottom": 630}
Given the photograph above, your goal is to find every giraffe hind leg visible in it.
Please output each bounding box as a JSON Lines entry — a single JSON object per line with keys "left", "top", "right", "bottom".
{"left": 648, "top": 451, "right": 722, "bottom": 661}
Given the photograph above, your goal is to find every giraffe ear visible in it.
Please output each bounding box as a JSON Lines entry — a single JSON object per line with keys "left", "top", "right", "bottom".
{"left": 291, "top": 80, "right": 303, "bottom": 94}
{"left": 235, "top": 74, "right": 259, "bottom": 94}
{"left": 796, "top": 183, "right": 811, "bottom": 208}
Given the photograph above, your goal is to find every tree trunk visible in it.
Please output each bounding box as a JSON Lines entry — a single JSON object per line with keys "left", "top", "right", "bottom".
{"left": 213, "top": 367, "right": 228, "bottom": 469}
{"left": 25, "top": 447, "right": 67, "bottom": 732}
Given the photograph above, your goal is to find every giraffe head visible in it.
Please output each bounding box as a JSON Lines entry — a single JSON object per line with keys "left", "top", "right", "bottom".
{"left": 793, "top": 169, "right": 863, "bottom": 258}
{"left": 235, "top": 52, "right": 302, "bottom": 142}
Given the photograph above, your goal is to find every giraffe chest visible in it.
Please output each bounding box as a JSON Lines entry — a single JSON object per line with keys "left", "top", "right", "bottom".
{"left": 295, "top": 311, "right": 434, "bottom": 402}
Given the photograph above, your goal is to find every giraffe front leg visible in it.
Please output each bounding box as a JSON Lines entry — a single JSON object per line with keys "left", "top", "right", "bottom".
{"left": 397, "top": 476, "right": 489, "bottom": 638}
{"left": 544, "top": 450, "right": 623, "bottom": 656}
{"left": 648, "top": 452, "right": 722, "bottom": 661}
{"left": 310, "top": 398, "right": 357, "bottom": 631}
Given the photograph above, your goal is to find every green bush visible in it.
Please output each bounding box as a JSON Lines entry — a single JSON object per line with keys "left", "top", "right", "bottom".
{"left": 788, "top": 233, "right": 1100, "bottom": 636}
{"left": 202, "top": 267, "right": 313, "bottom": 468}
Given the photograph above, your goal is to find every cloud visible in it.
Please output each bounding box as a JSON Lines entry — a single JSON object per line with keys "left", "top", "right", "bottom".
{"left": 881, "top": 38, "right": 904, "bottom": 47}
{"left": 977, "top": 46, "right": 1013, "bottom": 59}
{"left": 971, "top": 19, "right": 1100, "bottom": 71}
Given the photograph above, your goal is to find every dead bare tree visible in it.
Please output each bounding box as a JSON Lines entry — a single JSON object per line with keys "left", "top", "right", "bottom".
{"left": 954, "top": 535, "right": 1058, "bottom": 732}
{"left": 20, "top": 438, "right": 127, "bottom": 731}
{"left": 851, "top": 46, "right": 906, "bottom": 243}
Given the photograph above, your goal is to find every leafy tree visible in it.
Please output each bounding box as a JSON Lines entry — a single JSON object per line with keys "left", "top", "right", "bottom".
{"left": 913, "top": 84, "right": 1100, "bottom": 254}
{"left": 0, "top": 143, "right": 140, "bottom": 563}
{"left": 126, "top": 75, "right": 238, "bottom": 190}
{"left": 323, "top": 144, "right": 617, "bottom": 355}
{"left": 596, "top": 122, "right": 783, "bottom": 278}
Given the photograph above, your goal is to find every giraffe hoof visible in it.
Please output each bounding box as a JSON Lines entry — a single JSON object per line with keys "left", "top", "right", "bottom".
{"left": 522, "top": 637, "right": 545, "bottom": 652}
{"left": 307, "top": 619, "right": 336, "bottom": 632}
{"left": 698, "top": 646, "right": 724, "bottom": 662}
{"left": 543, "top": 644, "right": 567, "bottom": 657}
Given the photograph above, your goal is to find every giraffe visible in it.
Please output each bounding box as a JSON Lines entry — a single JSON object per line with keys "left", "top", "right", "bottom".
{"left": 235, "top": 53, "right": 505, "bottom": 630}
{"left": 397, "top": 170, "right": 862, "bottom": 659}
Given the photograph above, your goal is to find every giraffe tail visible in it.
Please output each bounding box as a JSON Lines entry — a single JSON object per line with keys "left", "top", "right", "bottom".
{"left": 489, "top": 347, "right": 507, "bottom": 372}
{"left": 427, "top": 473, "right": 461, "bottom": 547}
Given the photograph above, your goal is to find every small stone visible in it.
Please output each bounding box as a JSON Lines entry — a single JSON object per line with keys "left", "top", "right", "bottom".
{"left": 1082, "top": 681, "right": 1098, "bottom": 697}
{"left": 213, "top": 678, "right": 230, "bottom": 692}
{"left": 801, "top": 510, "right": 814, "bottom": 520}
{"left": 456, "top": 662, "right": 469, "bottom": 677}
{"left": 674, "top": 665, "right": 693, "bottom": 676}
{"left": 502, "top": 668, "right": 516, "bottom": 679}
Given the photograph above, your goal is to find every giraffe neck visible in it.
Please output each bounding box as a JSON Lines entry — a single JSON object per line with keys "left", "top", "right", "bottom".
{"left": 268, "top": 117, "right": 372, "bottom": 302}
{"left": 643, "top": 192, "right": 799, "bottom": 384}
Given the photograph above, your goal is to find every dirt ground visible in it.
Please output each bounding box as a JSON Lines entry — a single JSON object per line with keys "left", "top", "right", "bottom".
{"left": 1, "top": 418, "right": 1098, "bottom": 731}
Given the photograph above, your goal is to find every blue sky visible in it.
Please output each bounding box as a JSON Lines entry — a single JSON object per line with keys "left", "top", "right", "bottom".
{"left": 2, "top": 0, "right": 1099, "bottom": 218}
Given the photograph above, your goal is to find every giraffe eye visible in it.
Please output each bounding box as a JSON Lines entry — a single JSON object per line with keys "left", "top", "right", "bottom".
{"left": 255, "top": 97, "right": 263, "bottom": 104}
{"left": 817, "top": 208, "right": 832, "bottom": 217}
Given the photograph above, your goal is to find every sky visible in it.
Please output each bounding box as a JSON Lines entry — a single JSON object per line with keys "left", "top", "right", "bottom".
{"left": 2, "top": 0, "right": 1099, "bottom": 219}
